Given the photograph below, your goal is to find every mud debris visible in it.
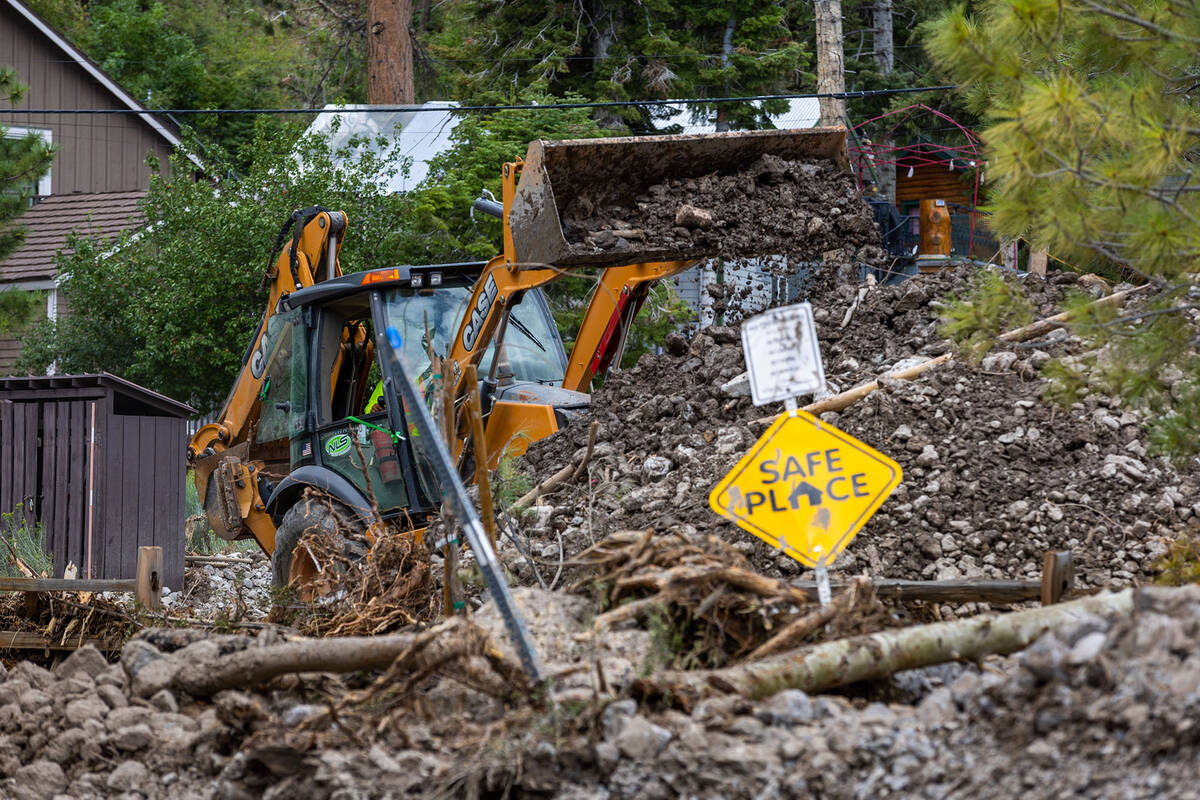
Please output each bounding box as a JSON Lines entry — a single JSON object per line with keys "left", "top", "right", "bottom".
{"left": 517, "top": 266, "right": 1198, "bottom": 597}
{"left": 562, "top": 156, "right": 887, "bottom": 265}
{"left": 3, "top": 584, "right": 1197, "bottom": 798}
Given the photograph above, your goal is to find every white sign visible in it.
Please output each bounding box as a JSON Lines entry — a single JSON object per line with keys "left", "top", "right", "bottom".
{"left": 741, "top": 303, "right": 826, "bottom": 406}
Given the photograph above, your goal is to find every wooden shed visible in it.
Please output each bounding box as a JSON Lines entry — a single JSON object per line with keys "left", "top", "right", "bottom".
{"left": 0, "top": 373, "right": 193, "bottom": 589}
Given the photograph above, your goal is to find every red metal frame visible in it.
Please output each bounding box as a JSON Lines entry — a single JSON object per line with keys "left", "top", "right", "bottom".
{"left": 847, "top": 104, "right": 987, "bottom": 257}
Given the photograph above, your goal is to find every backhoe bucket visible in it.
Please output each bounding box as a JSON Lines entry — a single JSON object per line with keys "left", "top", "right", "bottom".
{"left": 509, "top": 127, "right": 850, "bottom": 268}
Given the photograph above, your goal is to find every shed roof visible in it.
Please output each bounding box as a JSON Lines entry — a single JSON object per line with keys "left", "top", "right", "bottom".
{"left": 0, "top": 191, "right": 145, "bottom": 283}
{"left": 0, "top": 372, "right": 194, "bottom": 417}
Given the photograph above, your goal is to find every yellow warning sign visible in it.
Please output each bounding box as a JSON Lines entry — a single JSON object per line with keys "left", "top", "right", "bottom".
{"left": 708, "top": 410, "right": 902, "bottom": 568}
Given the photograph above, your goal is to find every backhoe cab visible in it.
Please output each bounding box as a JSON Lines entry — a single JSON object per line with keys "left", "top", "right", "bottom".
{"left": 188, "top": 212, "right": 585, "bottom": 585}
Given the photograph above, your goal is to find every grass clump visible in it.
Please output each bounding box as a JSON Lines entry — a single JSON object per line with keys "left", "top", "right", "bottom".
{"left": 0, "top": 509, "right": 52, "bottom": 577}
{"left": 939, "top": 269, "right": 1034, "bottom": 359}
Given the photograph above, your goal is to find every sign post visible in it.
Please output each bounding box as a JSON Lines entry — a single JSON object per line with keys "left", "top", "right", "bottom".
{"left": 712, "top": 303, "right": 902, "bottom": 607}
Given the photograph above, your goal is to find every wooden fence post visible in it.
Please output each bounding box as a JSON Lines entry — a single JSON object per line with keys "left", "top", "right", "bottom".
{"left": 1041, "top": 551, "right": 1074, "bottom": 605}
{"left": 136, "top": 546, "right": 163, "bottom": 610}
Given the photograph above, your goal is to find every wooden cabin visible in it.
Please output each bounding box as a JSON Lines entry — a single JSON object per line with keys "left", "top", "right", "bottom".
{"left": 894, "top": 144, "right": 997, "bottom": 261}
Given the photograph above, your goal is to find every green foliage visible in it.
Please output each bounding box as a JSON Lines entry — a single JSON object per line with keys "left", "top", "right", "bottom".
{"left": 1040, "top": 358, "right": 1089, "bottom": 408}
{"left": 0, "top": 67, "right": 55, "bottom": 261}
{"left": 19, "top": 122, "right": 411, "bottom": 411}
{"left": 926, "top": 0, "right": 1200, "bottom": 277}
{"left": 620, "top": 283, "right": 696, "bottom": 368}
{"left": 431, "top": 0, "right": 809, "bottom": 127}
{"left": 398, "top": 96, "right": 607, "bottom": 263}
{"left": 925, "top": 0, "right": 1200, "bottom": 461}
{"left": 0, "top": 510, "right": 52, "bottom": 578}
{"left": 553, "top": 279, "right": 696, "bottom": 370}
{"left": 640, "top": 604, "right": 684, "bottom": 676}
{"left": 26, "top": 0, "right": 364, "bottom": 159}
{"left": 1154, "top": 533, "right": 1200, "bottom": 586}
{"left": 493, "top": 453, "right": 533, "bottom": 510}
{"left": 939, "top": 269, "right": 1033, "bottom": 357}
{"left": 1039, "top": 290, "right": 1200, "bottom": 460}
{"left": 0, "top": 288, "right": 44, "bottom": 337}
{"left": 1149, "top": 374, "right": 1200, "bottom": 462}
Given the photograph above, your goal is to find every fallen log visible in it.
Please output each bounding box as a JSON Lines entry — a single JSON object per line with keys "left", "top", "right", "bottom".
{"left": 637, "top": 588, "right": 1133, "bottom": 702}
{"left": 170, "top": 617, "right": 511, "bottom": 698}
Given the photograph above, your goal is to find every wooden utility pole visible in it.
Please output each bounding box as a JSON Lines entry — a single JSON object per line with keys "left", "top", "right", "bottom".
{"left": 814, "top": 0, "right": 846, "bottom": 127}
{"left": 873, "top": 0, "right": 896, "bottom": 204}
{"left": 367, "top": 0, "right": 415, "bottom": 104}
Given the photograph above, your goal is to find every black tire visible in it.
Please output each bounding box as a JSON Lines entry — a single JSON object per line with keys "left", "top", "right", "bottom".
{"left": 271, "top": 495, "right": 367, "bottom": 586}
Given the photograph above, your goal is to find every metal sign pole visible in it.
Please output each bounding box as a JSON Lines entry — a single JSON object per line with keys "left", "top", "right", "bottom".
{"left": 374, "top": 315, "right": 543, "bottom": 683}
{"left": 785, "top": 395, "right": 830, "bottom": 607}
{"left": 814, "top": 561, "right": 832, "bottom": 608}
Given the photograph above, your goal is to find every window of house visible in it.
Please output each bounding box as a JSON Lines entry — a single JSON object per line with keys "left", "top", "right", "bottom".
{"left": 2, "top": 126, "right": 52, "bottom": 198}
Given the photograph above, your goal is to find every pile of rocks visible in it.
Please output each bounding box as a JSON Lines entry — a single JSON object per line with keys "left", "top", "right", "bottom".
{"left": 483, "top": 585, "right": 1200, "bottom": 799}
{"left": 0, "top": 645, "right": 207, "bottom": 799}
{"left": 4, "top": 578, "right": 1200, "bottom": 798}
{"left": 517, "top": 267, "right": 1198, "bottom": 594}
{"left": 164, "top": 554, "right": 273, "bottom": 621}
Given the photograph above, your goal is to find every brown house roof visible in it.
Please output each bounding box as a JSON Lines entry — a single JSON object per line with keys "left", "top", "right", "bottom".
{"left": 0, "top": 191, "right": 145, "bottom": 283}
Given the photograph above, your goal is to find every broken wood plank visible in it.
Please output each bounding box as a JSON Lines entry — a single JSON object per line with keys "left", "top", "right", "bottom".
{"left": 0, "top": 577, "right": 136, "bottom": 593}
{"left": 1041, "top": 551, "right": 1074, "bottom": 605}
{"left": 789, "top": 577, "right": 1043, "bottom": 605}
{"left": 0, "top": 631, "right": 110, "bottom": 651}
{"left": 135, "top": 545, "right": 163, "bottom": 610}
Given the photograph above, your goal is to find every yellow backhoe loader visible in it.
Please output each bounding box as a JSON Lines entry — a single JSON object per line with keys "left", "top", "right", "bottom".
{"left": 188, "top": 127, "right": 850, "bottom": 586}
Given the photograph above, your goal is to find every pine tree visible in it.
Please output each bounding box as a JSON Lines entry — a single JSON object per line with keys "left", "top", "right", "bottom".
{"left": 431, "top": 0, "right": 809, "bottom": 129}
{"left": 0, "top": 67, "right": 55, "bottom": 341}
{"left": 925, "top": 0, "right": 1200, "bottom": 458}
{"left": 0, "top": 67, "right": 54, "bottom": 262}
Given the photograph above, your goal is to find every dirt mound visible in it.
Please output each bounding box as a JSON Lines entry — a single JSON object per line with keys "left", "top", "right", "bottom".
{"left": 516, "top": 267, "right": 1199, "bottom": 597}
{"left": 468, "top": 585, "right": 1200, "bottom": 799}
{"left": 561, "top": 155, "right": 887, "bottom": 264}
{"left": 7, "top": 585, "right": 1190, "bottom": 799}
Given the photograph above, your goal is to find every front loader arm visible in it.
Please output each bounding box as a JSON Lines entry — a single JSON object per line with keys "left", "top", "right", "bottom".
{"left": 561, "top": 260, "right": 695, "bottom": 392}
{"left": 187, "top": 208, "right": 348, "bottom": 548}
{"left": 189, "top": 208, "right": 347, "bottom": 458}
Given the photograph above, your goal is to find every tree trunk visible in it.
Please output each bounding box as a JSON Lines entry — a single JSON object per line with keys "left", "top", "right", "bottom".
{"left": 169, "top": 618, "right": 513, "bottom": 698}
{"left": 814, "top": 0, "right": 846, "bottom": 127}
{"left": 872, "top": 0, "right": 896, "bottom": 203}
{"left": 367, "top": 0, "right": 415, "bottom": 104}
{"left": 872, "top": 0, "right": 893, "bottom": 73}
{"left": 640, "top": 589, "right": 1134, "bottom": 702}
{"left": 591, "top": 0, "right": 623, "bottom": 128}
{"left": 715, "top": 17, "right": 737, "bottom": 133}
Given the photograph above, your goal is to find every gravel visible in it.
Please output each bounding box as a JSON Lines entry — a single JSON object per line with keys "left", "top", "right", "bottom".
{"left": 515, "top": 266, "right": 1198, "bottom": 597}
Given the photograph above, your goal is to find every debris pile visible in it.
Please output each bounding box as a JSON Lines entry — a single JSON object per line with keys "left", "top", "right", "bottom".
{"left": 570, "top": 528, "right": 881, "bottom": 667}
{"left": 174, "top": 553, "right": 273, "bottom": 620}
{"left": 5, "top": 583, "right": 1194, "bottom": 798}
{"left": 0, "top": 593, "right": 131, "bottom": 652}
{"left": 518, "top": 267, "right": 1199, "bottom": 595}
{"left": 562, "top": 156, "right": 887, "bottom": 264}
{"left": 465, "top": 585, "right": 1200, "bottom": 799}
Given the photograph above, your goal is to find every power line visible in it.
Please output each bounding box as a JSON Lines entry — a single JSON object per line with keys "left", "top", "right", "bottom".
{"left": 0, "top": 85, "right": 957, "bottom": 116}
